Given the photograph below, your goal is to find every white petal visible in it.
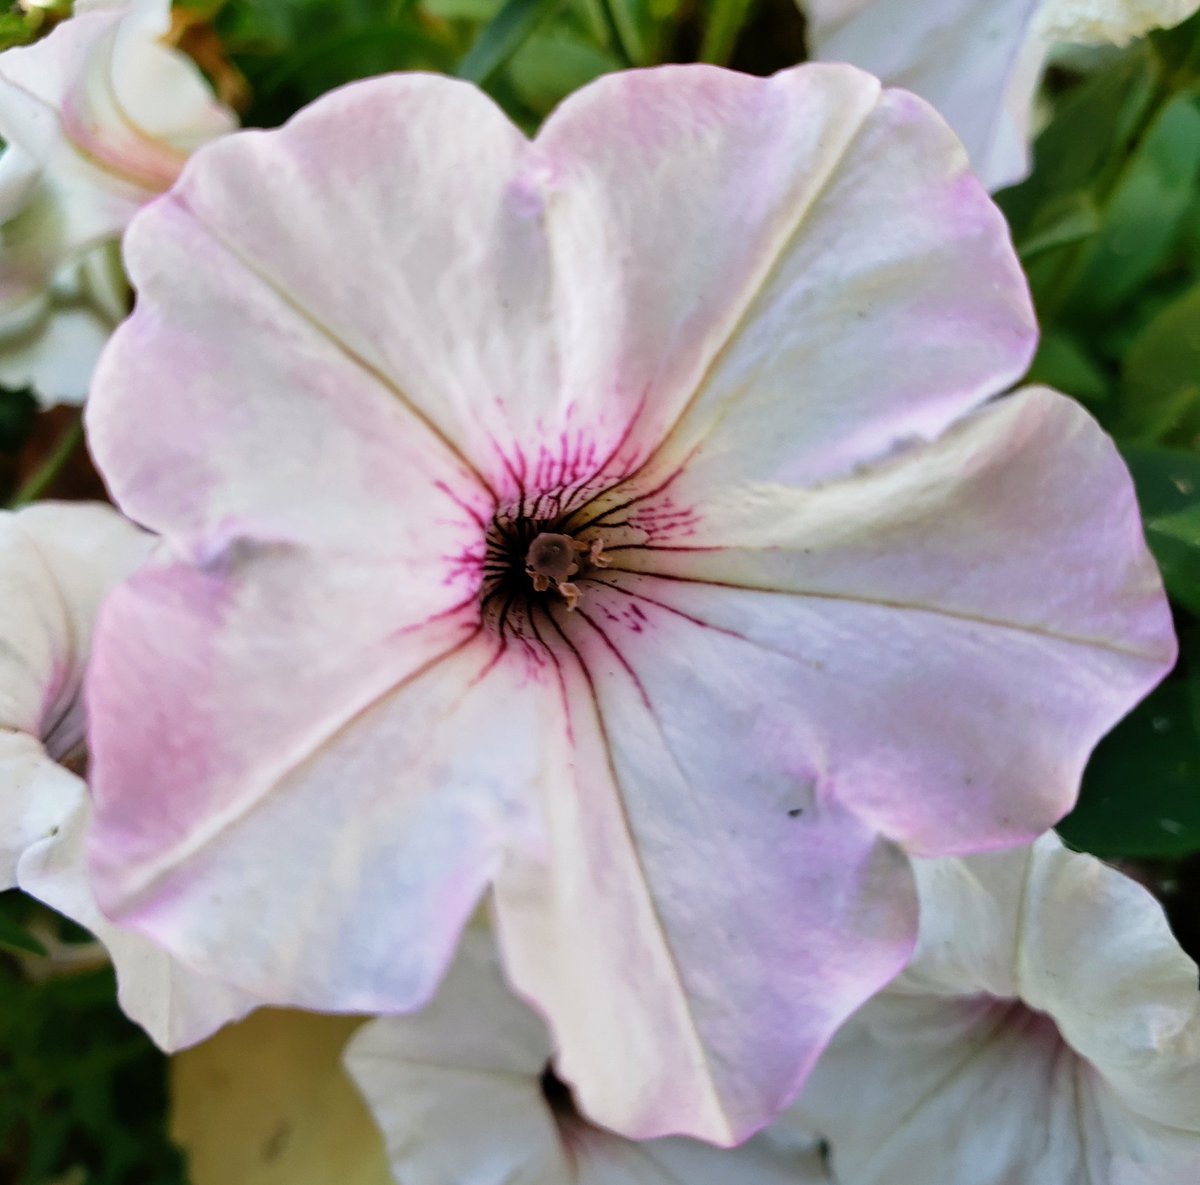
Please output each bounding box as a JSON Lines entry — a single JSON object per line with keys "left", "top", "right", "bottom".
{"left": 0, "top": 502, "right": 152, "bottom": 748}
{"left": 805, "top": 0, "right": 1045, "bottom": 190}
{"left": 785, "top": 834, "right": 1200, "bottom": 1183}
{"left": 1038, "top": 0, "right": 1200, "bottom": 45}
{"left": 493, "top": 584, "right": 916, "bottom": 1142}
{"left": 18, "top": 791, "right": 256, "bottom": 1049}
{"left": 536, "top": 64, "right": 1034, "bottom": 484}
{"left": 0, "top": 503, "right": 151, "bottom": 881}
{"left": 611, "top": 389, "right": 1174, "bottom": 853}
{"left": 0, "top": 294, "right": 113, "bottom": 407}
{"left": 0, "top": 731, "right": 81, "bottom": 889}
{"left": 346, "top": 931, "right": 829, "bottom": 1185}
{"left": 344, "top": 932, "right": 572, "bottom": 1185}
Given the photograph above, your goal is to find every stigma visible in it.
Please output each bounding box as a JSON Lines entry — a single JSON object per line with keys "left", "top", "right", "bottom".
{"left": 525, "top": 532, "right": 610, "bottom": 610}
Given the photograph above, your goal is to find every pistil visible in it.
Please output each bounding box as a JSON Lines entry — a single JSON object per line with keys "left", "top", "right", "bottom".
{"left": 525, "top": 532, "right": 610, "bottom": 610}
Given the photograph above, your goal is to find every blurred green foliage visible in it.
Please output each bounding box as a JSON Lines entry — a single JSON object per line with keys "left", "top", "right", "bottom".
{"left": 0, "top": 898, "right": 184, "bottom": 1185}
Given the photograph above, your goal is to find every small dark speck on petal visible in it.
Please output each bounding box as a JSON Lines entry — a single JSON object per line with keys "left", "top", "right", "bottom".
{"left": 788, "top": 808, "right": 804, "bottom": 819}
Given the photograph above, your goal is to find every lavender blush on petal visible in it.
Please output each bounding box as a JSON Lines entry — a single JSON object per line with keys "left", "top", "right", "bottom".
{"left": 83, "top": 63, "right": 1174, "bottom": 1144}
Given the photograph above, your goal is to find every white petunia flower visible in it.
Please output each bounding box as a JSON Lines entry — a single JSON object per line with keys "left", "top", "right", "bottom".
{"left": 802, "top": 0, "right": 1200, "bottom": 190}
{"left": 783, "top": 831, "right": 1200, "bottom": 1185}
{"left": 345, "top": 931, "right": 831, "bottom": 1185}
{"left": 0, "top": 501, "right": 256, "bottom": 1049}
{"left": 83, "top": 63, "right": 1173, "bottom": 1142}
{"left": 0, "top": 0, "right": 235, "bottom": 405}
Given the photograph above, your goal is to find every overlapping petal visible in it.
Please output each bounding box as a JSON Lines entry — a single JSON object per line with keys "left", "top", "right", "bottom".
{"left": 88, "top": 550, "right": 550, "bottom": 1010}
{"left": 18, "top": 789, "right": 257, "bottom": 1050}
{"left": 0, "top": 502, "right": 147, "bottom": 885}
{"left": 344, "top": 931, "right": 830, "bottom": 1184}
{"left": 0, "top": 502, "right": 152, "bottom": 758}
{"left": 803, "top": 0, "right": 1200, "bottom": 191}
{"left": 611, "top": 388, "right": 1174, "bottom": 852}
{"left": 492, "top": 591, "right": 915, "bottom": 1139}
{"left": 783, "top": 833, "right": 1200, "bottom": 1183}
{"left": 0, "top": 501, "right": 251, "bottom": 1049}
{"left": 86, "top": 63, "right": 1172, "bottom": 1143}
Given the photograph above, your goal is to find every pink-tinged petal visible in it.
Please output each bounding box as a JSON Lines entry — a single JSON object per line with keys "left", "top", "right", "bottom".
{"left": 782, "top": 835, "right": 1200, "bottom": 1183}
{"left": 87, "top": 189, "right": 493, "bottom": 554}
{"left": 345, "top": 931, "right": 828, "bottom": 1185}
{"left": 493, "top": 585, "right": 917, "bottom": 1143}
{"left": 18, "top": 790, "right": 256, "bottom": 1049}
{"left": 81, "top": 62, "right": 1161, "bottom": 1147}
{"left": 805, "top": 0, "right": 1044, "bottom": 191}
{"left": 0, "top": 0, "right": 234, "bottom": 406}
{"left": 612, "top": 388, "right": 1174, "bottom": 852}
{"left": 131, "top": 74, "right": 580, "bottom": 502}
{"left": 87, "top": 551, "right": 552, "bottom": 1009}
{"left": 533, "top": 64, "right": 1035, "bottom": 488}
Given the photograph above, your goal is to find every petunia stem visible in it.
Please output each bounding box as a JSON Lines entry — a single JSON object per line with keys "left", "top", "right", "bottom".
{"left": 9, "top": 410, "right": 85, "bottom": 508}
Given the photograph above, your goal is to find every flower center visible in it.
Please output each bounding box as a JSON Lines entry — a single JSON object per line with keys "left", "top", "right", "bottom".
{"left": 524, "top": 531, "right": 610, "bottom": 611}
{"left": 481, "top": 500, "right": 616, "bottom": 638}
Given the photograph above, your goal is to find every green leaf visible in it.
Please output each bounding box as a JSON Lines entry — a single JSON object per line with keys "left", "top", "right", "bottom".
{"left": 1121, "top": 445, "right": 1200, "bottom": 612}
{"left": 0, "top": 11, "right": 37, "bottom": 53}
{"left": 0, "top": 908, "right": 46, "bottom": 959}
{"left": 221, "top": 0, "right": 458, "bottom": 126}
{"left": 424, "top": 0, "right": 502, "bottom": 18}
{"left": 0, "top": 963, "right": 183, "bottom": 1185}
{"left": 1066, "top": 93, "right": 1200, "bottom": 316}
{"left": 1122, "top": 445, "right": 1200, "bottom": 519}
{"left": 456, "top": 0, "right": 566, "bottom": 85}
{"left": 1015, "top": 191, "right": 1101, "bottom": 263}
{"left": 1025, "top": 328, "right": 1112, "bottom": 404}
{"left": 1155, "top": 503, "right": 1200, "bottom": 547}
{"left": 508, "top": 28, "right": 620, "bottom": 115}
{"left": 1000, "top": 42, "right": 1160, "bottom": 244}
{"left": 1119, "top": 282, "right": 1200, "bottom": 442}
{"left": 0, "top": 387, "right": 37, "bottom": 452}
{"left": 1059, "top": 676, "right": 1200, "bottom": 858}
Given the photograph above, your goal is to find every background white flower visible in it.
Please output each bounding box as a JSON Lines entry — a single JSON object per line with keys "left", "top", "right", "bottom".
{"left": 0, "top": 0, "right": 236, "bottom": 405}
{"left": 802, "top": 0, "right": 1200, "bottom": 190}
{"left": 0, "top": 501, "right": 257, "bottom": 1049}
{"left": 782, "top": 831, "right": 1200, "bottom": 1184}
{"left": 345, "top": 930, "right": 831, "bottom": 1185}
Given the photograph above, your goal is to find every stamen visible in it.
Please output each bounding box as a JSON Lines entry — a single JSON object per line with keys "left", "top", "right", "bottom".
{"left": 526, "top": 533, "right": 580, "bottom": 585}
